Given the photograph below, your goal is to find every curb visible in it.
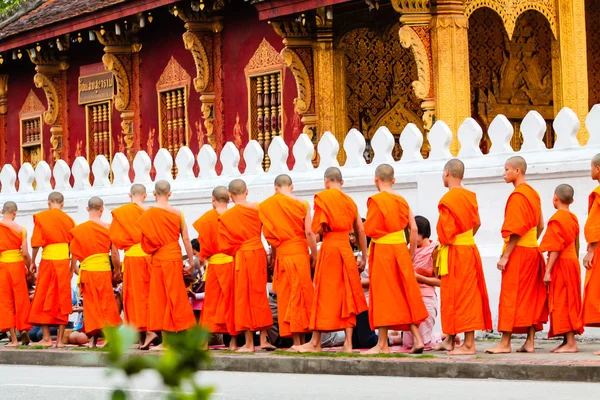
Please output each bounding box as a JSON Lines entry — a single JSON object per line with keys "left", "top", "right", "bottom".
{"left": 1, "top": 350, "right": 599, "bottom": 382}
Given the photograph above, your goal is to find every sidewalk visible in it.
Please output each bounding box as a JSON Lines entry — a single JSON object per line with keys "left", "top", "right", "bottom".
{"left": 1, "top": 340, "right": 599, "bottom": 382}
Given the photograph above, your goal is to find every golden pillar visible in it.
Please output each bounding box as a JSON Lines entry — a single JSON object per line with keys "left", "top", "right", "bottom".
{"left": 0, "top": 75, "right": 7, "bottom": 165}
{"left": 553, "top": 0, "right": 589, "bottom": 143}
{"left": 430, "top": 0, "right": 470, "bottom": 155}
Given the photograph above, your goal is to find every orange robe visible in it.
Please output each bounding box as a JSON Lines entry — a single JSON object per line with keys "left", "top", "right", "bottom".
{"left": 192, "top": 209, "right": 236, "bottom": 335}
{"left": 539, "top": 210, "right": 583, "bottom": 337}
{"left": 218, "top": 204, "right": 273, "bottom": 332}
{"left": 437, "top": 188, "right": 493, "bottom": 335}
{"left": 138, "top": 208, "right": 196, "bottom": 332}
{"left": 498, "top": 183, "right": 548, "bottom": 333}
{"left": 583, "top": 186, "right": 600, "bottom": 327}
{"left": 28, "top": 208, "right": 75, "bottom": 326}
{"left": 109, "top": 203, "right": 152, "bottom": 332}
{"left": 364, "top": 192, "right": 428, "bottom": 331}
{"left": 259, "top": 193, "right": 314, "bottom": 337}
{"left": 310, "top": 189, "right": 367, "bottom": 332}
{"left": 0, "top": 224, "right": 31, "bottom": 332}
{"left": 71, "top": 221, "right": 122, "bottom": 335}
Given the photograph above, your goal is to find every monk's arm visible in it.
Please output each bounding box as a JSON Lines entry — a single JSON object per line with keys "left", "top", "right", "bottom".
{"left": 473, "top": 221, "right": 481, "bottom": 236}
{"left": 415, "top": 274, "right": 441, "bottom": 287}
{"left": 22, "top": 231, "right": 31, "bottom": 269}
{"left": 304, "top": 208, "right": 318, "bottom": 263}
{"left": 71, "top": 257, "right": 79, "bottom": 276}
{"left": 536, "top": 209, "right": 545, "bottom": 239}
{"left": 407, "top": 210, "right": 418, "bottom": 260}
{"left": 353, "top": 214, "right": 368, "bottom": 272}
{"left": 584, "top": 242, "right": 597, "bottom": 269}
{"left": 31, "top": 247, "right": 40, "bottom": 271}
{"left": 181, "top": 219, "right": 195, "bottom": 272}
{"left": 111, "top": 244, "right": 122, "bottom": 277}
{"left": 498, "top": 234, "right": 520, "bottom": 271}
{"left": 544, "top": 251, "right": 559, "bottom": 284}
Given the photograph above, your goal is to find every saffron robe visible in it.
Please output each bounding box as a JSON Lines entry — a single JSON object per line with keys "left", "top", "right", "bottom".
{"left": 583, "top": 186, "right": 600, "bottom": 327}
{"left": 0, "top": 224, "right": 31, "bottom": 332}
{"left": 138, "top": 207, "right": 196, "bottom": 332}
{"left": 28, "top": 208, "right": 75, "bottom": 326}
{"left": 193, "top": 209, "right": 236, "bottom": 335}
{"left": 437, "top": 188, "right": 493, "bottom": 335}
{"left": 364, "top": 191, "right": 428, "bottom": 331}
{"left": 310, "top": 189, "right": 367, "bottom": 332}
{"left": 71, "top": 221, "right": 122, "bottom": 335}
{"left": 218, "top": 204, "right": 273, "bottom": 332}
{"left": 539, "top": 210, "right": 583, "bottom": 337}
{"left": 259, "top": 193, "right": 313, "bottom": 337}
{"left": 498, "top": 183, "right": 548, "bottom": 333}
{"left": 109, "top": 203, "right": 152, "bottom": 332}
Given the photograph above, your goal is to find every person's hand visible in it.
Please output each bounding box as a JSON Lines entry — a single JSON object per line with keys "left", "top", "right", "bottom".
{"left": 30, "top": 262, "right": 37, "bottom": 274}
{"left": 72, "top": 306, "right": 83, "bottom": 313}
{"left": 113, "top": 270, "right": 122, "bottom": 284}
{"left": 358, "top": 257, "right": 366, "bottom": 272}
{"left": 543, "top": 270, "right": 551, "bottom": 285}
{"left": 415, "top": 273, "right": 424, "bottom": 284}
{"left": 183, "top": 265, "right": 193, "bottom": 275}
{"left": 583, "top": 250, "right": 594, "bottom": 270}
{"left": 310, "top": 253, "right": 317, "bottom": 270}
{"left": 497, "top": 256, "right": 509, "bottom": 271}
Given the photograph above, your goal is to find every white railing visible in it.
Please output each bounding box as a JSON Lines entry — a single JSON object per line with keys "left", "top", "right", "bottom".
{"left": 2, "top": 105, "right": 600, "bottom": 336}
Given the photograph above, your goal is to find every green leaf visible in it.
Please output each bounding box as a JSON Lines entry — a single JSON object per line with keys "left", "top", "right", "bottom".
{"left": 111, "top": 389, "right": 127, "bottom": 400}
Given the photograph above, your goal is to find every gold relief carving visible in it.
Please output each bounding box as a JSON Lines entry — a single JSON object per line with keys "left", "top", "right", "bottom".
{"left": 201, "top": 96, "right": 216, "bottom": 148}
{"left": 399, "top": 26, "right": 431, "bottom": 101}
{"left": 233, "top": 112, "right": 244, "bottom": 149}
{"left": 464, "top": 0, "right": 557, "bottom": 40}
{"left": 313, "top": 41, "right": 335, "bottom": 136}
{"left": 391, "top": 0, "right": 430, "bottom": 13}
{"left": 102, "top": 53, "right": 131, "bottom": 111}
{"left": 121, "top": 110, "right": 135, "bottom": 160}
{"left": 271, "top": 21, "right": 314, "bottom": 43}
{"left": 74, "top": 140, "right": 83, "bottom": 158}
{"left": 0, "top": 75, "right": 7, "bottom": 115}
{"left": 586, "top": 0, "right": 600, "bottom": 109}
{"left": 33, "top": 73, "right": 60, "bottom": 125}
{"left": 183, "top": 31, "right": 210, "bottom": 93}
{"left": 281, "top": 48, "right": 312, "bottom": 114}
{"left": 195, "top": 120, "right": 205, "bottom": 149}
{"left": 156, "top": 57, "right": 192, "bottom": 91}
{"left": 19, "top": 90, "right": 45, "bottom": 117}
{"left": 49, "top": 125, "right": 63, "bottom": 161}
{"left": 146, "top": 128, "right": 156, "bottom": 160}
{"left": 245, "top": 38, "right": 286, "bottom": 76}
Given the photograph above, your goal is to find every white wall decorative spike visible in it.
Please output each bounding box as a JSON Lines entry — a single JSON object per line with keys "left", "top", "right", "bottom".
{"left": 428, "top": 120, "right": 452, "bottom": 160}
{"left": 399, "top": 123, "right": 424, "bottom": 162}
{"left": 175, "top": 146, "right": 195, "bottom": 181}
{"left": 72, "top": 157, "right": 91, "bottom": 190}
{"left": 553, "top": 107, "right": 581, "bottom": 150}
{"left": 488, "top": 115, "right": 514, "bottom": 155}
{"left": 243, "top": 140, "right": 265, "bottom": 176}
{"left": 457, "top": 118, "right": 483, "bottom": 158}
{"left": 154, "top": 149, "right": 174, "bottom": 182}
{"left": 53, "top": 160, "right": 72, "bottom": 190}
{"left": 92, "top": 155, "right": 111, "bottom": 188}
{"left": 0, "top": 164, "right": 17, "bottom": 194}
{"left": 520, "top": 110, "right": 547, "bottom": 152}
{"left": 267, "top": 136, "right": 289, "bottom": 175}
{"left": 371, "top": 126, "right": 395, "bottom": 165}
{"left": 343, "top": 128, "right": 367, "bottom": 167}
{"left": 197, "top": 145, "right": 217, "bottom": 178}
{"left": 586, "top": 104, "right": 600, "bottom": 147}
{"left": 34, "top": 161, "right": 52, "bottom": 192}
{"left": 132, "top": 151, "right": 152, "bottom": 184}
{"left": 17, "top": 163, "right": 34, "bottom": 193}
{"left": 317, "top": 131, "right": 340, "bottom": 169}
{"left": 220, "top": 142, "right": 241, "bottom": 177}
{"left": 292, "top": 134, "right": 314, "bottom": 172}
{"left": 111, "top": 153, "right": 131, "bottom": 186}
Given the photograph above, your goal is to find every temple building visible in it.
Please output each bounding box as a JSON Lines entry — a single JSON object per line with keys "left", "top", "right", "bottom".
{"left": 0, "top": 0, "right": 596, "bottom": 171}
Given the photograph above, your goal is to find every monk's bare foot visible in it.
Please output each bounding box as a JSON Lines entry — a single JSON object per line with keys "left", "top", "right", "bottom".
{"left": 448, "top": 345, "right": 476, "bottom": 356}
{"left": 410, "top": 345, "right": 425, "bottom": 354}
{"left": 453, "top": 336, "right": 462, "bottom": 346}
{"left": 485, "top": 344, "right": 512, "bottom": 354}
{"left": 4, "top": 342, "right": 19, "bottom": 348}
{"left": 228, "top": 342, "right": 238, "bottom": 352}
{"left": 362, "top": 345, "right": 390, "bottom": 355}
{"left": 287, "top": 346, "right": 300, "bottom": 353}
{"left": 259, "top": 343, "right": 276, "bottom": 351}
{"left": 20, "top": 332, "right": 30, "bottom": 346}
{"left": 36, "top": 340, "right": 54, "bottom": 348}
{"left": 150, "top": 343, "right": 165, "bottom": 352}
{"left": 140, "top": 332, "right": 157, "bottom": 351}
{"left": 554, "top": 343, "right": 578, "bottom": 353}
{"left": 594, "top": 350, "right": 600, "bottom": 356}
{"left": 551, "top": 341, "right": 567, "bottom": 353}
{"left": 297, "top": 342, "right": 321, "bottom": 353}
{"left": 434, "top": 339, "right": 454, "bottom": 352}
{"left": 236, "top": 344, "right": 254, "bottom": 353}
{"left": 516, "top": 343, "right": 535, "bottom": 353}
{"left": 55, "top": 342, "right": 66, "bottom": 349}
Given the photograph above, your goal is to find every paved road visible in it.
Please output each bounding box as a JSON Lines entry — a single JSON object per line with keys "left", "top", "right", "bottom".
{"left": 0, "top": 365, "right": 597, "bottom": 399}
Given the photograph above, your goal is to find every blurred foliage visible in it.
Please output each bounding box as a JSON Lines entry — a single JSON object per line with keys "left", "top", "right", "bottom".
{"left": 0, "top": 0, "right": 25, "bottom": 16}
{"left": 104, "top": 325, "right": 213, "bottom": 400}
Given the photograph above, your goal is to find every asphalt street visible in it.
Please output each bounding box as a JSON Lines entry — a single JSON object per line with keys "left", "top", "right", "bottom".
{"left": 0, "top": 365, "right": 597, "bottom": 399}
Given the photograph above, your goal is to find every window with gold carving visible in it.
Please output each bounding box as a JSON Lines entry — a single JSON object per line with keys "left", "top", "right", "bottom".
{"left": 86, "top": 101, "right": 112, "bottom": 161}
{"left": 21, "top": 116, "right": 43, "bottom": 168}
{"left": 159, "top": 87, "right": 188, "bottom": 160}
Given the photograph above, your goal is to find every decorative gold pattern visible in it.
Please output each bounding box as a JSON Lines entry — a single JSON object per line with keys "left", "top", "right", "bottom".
{"left": 183, "top": 31, "right": 210, "bottom": 93}
{"left": 399, "top": 25, "right": 431, "bottom": 101}
{"left": 587, "top": 0, "right": 600, "bottom": 109}
{"left": 86, "top": 102, "right": 112, "bottom": 161}
{"left": 281, "top": 48, "right": 312, "bottom": 114}
{"left": 391, "top": 0, "right": 430, "bottom": 13}
{"left": 19, "top": 90, "right": 45, "bottom": 117}
{"left": 102, "top": 53, "right": 131, "bottom": 111}
{"left": 0, "top": 75, "right": 7, "bottom": 115}
{"left": 33, "top": 73, "right": 60, "bottom": 126}
{"left": 245, "top": 39, "right": 286, "bottom": 76}
{"left": 464, "top": 0, "right": 557, "bottom": 39}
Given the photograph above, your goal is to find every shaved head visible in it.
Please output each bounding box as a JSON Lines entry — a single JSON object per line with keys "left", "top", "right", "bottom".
{"left": 130, "top": 183, "right": 146, "bottom": 197}
{"left": 274, "top": 174, "right": 293, "bottom": 187}
{"left": 228, "top": 179, "right": 247, "bottom": 195}
{"left": 444, "top": 159, "right": 465, "bottom": 179}
{"left": 324, "top": 167, "right": 343, "bottom": 183}
{"left": 506, "top": 156, "right": 527, "bottom": 174}
{"left": 2, "top": 201, "right": 17, "bottom": 214}
{"left": 375, "top": 164, "right": 395, "bottom": 183}
{"left": 593, "top": 153, "right": 600, "bottom": 167}
{"left": 88, "top": 196, "right": 104, "bottom": 210}
{"left": 48, "top": 191, "right": 64, "bottom": 204}
{"left": 155, "top": 180, "right": 171, "bottom": 196}
{"left": 212, "top": 186, "right": 229, "bottom": 203}
{"left": 555, "top": 184, "right": 574, "bottom": 204}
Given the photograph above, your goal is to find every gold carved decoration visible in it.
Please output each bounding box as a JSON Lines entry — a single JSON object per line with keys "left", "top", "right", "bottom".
{"left": 464, "top": 0, "right": 557, "bottom": 39}
{"left": 156, "top": 56, "right": 192, "bottom": 91}
{"left": 33, "top": 72, "right": 60, "bottom": 126}
{"left": 281, "top": 48, "right": 312, "bottom": 114}
{"left": 0, "top": 75, "right": 7, "bottom": 115}
{"left": 391, "top": 0, "right": 430, "bottom": 13}
{"left": 245, "top": 38, "right": 285, "bottom": 76}
{"left": 102, "top": 53, "right": 130, "bottom": 111}
{"left": 399, "top": 25, "right": 431, "bottom": 101}
{"left": 587, "top": 0, "right": 600, "bottom": 109}
{"left": 20, "top": 90, "right": 45, "bottom": 116}
{"left": 183, "top": 31, "right": 210, "bottom": 93}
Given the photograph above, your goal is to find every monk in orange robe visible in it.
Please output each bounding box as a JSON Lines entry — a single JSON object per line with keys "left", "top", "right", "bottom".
{"left": 70, "top": 197, "right": 122, "bottom": 347}
{"left": 138, "top": 180, "right": 196, "bottom": 347}
{"left": 363, "top": 164, "right": 428, "bottom": 354}
{"left": 435, "top": 159, "right": 493, "bottom": 355}
{"left": 258, "top": 174, "right": 318, "bottom": 350}
{"left": 28, "top": 191, "right": 75, "bottom": 347}
{"left": 109, "top": 184, "right": 156, "bottom": 348}
{"left": 487, "top": 156, "right": 548, "bottom": 354}
{"left": 192, "top": 186, "right": 238, "bottom": 351}
{"left": 540, "top": 184, "right": 583, "bottom": 353}
{"left": 0, "top": 201, "right": 32, "bottom": 346}
{"left": 218, "top": 179, "right": 274, "bottom": 352}
{"left": 299, "top": 167, "right": 368, "bottom": 353}
{"left": 582, "top": 153, "right": 600, "bottom": 356}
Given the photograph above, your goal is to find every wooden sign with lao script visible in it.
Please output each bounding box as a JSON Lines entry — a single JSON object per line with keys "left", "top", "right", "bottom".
{"left": 78, "top": 71, "right": 114, "bottom": 105}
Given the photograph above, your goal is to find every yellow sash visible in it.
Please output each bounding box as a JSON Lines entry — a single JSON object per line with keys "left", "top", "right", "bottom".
{"left": 124, "top": 243, "right": 147, "bottom": 257}
{"left": 372, "top": 231, "right": 407, "bottom": 244}
{"left": 42, "top": 243, "right": 70, "bottom": 260}
{"left": 204, "top": 253, "right": 234, "bottom": 282}
{"left": 436, "top": 229, "right": 475, "bottom": 277}
{"left": 77, "top": 253, "right": 112, "bottom": 293}
{"left": 0, "top": 249, "right": 24, "bottom": 263}
{"left": 502, "top": 227, "right": 538, "bottom": 252}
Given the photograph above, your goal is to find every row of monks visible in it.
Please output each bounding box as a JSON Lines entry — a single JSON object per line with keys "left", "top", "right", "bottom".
{"left": 1, "top": 155, "right": 600, "bottom": 355}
